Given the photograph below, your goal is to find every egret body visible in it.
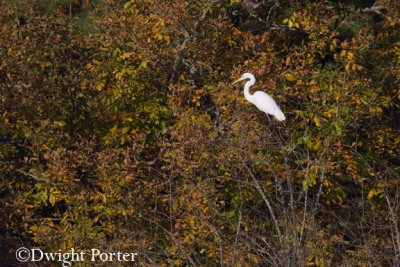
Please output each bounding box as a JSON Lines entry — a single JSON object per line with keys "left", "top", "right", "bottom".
{"left": 232, "top": 73, "right": 285, "bottom": 121}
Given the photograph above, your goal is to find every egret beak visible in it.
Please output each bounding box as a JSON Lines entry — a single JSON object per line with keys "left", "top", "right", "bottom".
{"left": 232, "top": 77, "right": 244, "bottom": 85}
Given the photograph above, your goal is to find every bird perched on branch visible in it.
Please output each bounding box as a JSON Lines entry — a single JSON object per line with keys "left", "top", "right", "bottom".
{"left": 232, "top": 73, "right": 286, "bottom": 121}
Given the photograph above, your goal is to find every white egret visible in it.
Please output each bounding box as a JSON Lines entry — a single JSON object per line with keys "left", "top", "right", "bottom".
{"left": 232, "top": 73, "right": 286, "bottom": 121}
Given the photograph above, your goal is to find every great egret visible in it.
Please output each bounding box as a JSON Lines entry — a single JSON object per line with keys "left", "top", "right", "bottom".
{"left": 232, "top": 73, "right": 286, "bottom": 121}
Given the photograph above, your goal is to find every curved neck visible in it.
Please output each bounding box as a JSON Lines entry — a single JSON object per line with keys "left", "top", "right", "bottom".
{"left": 244, "top": 78, "right": 255, "bottom": 102}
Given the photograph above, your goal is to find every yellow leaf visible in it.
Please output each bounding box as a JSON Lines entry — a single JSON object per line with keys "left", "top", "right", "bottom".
{"left": 367, "top": 190, "right": 374, "bottom": 199}
{"left": 347, "top": 52, "right": 353, "bottom": 60}
{"left": 314, "top": 117, "right": 321, "bottom": 127}
{"left": 139, "top": 61, "right": 147, "bottom": 69}
{"left": 96, "top": 81, "right": 105, "bottom": 91}
{"left": 184, "top": 235, "right": 190, "bottom": 242}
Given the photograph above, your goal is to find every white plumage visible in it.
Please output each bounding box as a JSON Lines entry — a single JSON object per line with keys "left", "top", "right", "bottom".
{"left": 232, "top": 73, "right": 285, "bottom": 121}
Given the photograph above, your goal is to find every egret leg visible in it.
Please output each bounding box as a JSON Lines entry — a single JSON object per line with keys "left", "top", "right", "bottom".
{"left": 266, "top": 114, "right": 271, "bottom": 124}
{"left": 265, "top": 114, "right": 273, "bottom": 133}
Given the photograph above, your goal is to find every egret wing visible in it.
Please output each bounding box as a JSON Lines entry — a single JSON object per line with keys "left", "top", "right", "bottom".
{"left": 252, "top": 91, "right": 285, "bottom": 121}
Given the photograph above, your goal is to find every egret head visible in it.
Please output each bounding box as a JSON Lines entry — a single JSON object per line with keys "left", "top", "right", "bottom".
{"left": 232, "top": 72, "right": 255, "bottom": 84}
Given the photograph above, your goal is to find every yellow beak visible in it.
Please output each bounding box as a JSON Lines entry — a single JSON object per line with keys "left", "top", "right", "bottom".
{"left": 232, "top": 77, "right": 244, "bottom": 85}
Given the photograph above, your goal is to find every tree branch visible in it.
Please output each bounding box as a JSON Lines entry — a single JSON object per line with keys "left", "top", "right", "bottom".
{"left": 362, "top": 2, "right": 388, "bottom": 16}
{"left": 244, "top": 164, "right": 283, "bottom": 248}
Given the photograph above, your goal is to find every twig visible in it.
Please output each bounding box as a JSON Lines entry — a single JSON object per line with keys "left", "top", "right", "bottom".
{"left": 17, "top": 169, "right": 49, "bottom": 182}
{"left": 244, "top": 164, "right": 283, "bottom": 248}
{"left": 231, "top": 189, "right": 242, "bottom": 267}
{"left": 362, "top": 1, "right": 388, "bottom": 16}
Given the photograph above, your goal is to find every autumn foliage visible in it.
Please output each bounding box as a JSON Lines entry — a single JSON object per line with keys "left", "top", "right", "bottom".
{"left": 1, "top": 0, "right": 400, "bottom": 266}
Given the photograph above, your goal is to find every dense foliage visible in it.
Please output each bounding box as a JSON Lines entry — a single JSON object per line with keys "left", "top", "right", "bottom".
{"left": 1, "top": 0, "right": 400, "bottom": 266}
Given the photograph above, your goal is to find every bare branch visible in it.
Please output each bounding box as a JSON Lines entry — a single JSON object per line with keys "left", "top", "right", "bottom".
{"left": 362, "top": 2, "right": 388, "bottom": 16}
{"left": 231, "top": 192, "right": 242, "bottom": 267}
{"left": 17, "top": 169, "right": 49, "bottom": 182}
{"left": 244, "top": 164, "right": 283, "bottom": 248}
